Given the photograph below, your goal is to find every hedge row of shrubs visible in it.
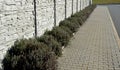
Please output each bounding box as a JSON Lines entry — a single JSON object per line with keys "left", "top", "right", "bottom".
{"left": 2, "top": 5, "right": 96, "bottom": 70}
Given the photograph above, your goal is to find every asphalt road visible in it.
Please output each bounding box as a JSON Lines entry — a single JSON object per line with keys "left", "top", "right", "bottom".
{"left": 108, "top": 5, "right": 120, "bottom": 38}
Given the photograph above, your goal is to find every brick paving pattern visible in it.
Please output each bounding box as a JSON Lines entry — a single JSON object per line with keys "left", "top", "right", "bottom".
{"left": 57, "top": 6, "right": 120, "bottom": 70}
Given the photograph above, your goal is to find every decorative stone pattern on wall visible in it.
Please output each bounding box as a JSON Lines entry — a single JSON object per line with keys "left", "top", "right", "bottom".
{"left": 36, "top": 0, "right": 54, "bottom": 36}
{"left": 66, "top": 0, "right": 72, "bottom": 18}
{"left": 73, "top": 0, "right": 77, "bottom": 14}
{"left": 0, "top": 0, "right": 91, "bottom": 68}
{"left": 56, "top": 0, "right": 65, "bottom": 25}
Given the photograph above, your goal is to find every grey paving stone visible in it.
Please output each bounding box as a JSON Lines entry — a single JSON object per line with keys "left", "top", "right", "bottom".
{"left": 57, "top": 6, "right": 120, "bottom": 70}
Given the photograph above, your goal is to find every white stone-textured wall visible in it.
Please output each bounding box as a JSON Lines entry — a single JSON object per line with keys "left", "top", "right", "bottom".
{"left": 36, "top": 0, "right": 54, "bottom": 36}
{"left": 0, "top": 0, "right": 91, "bottom": 68}
{"left": 78, "top": 0, "right": 81, "bottom": 11}
{"left": 66, "top": 0, "right": 72, "bottom": 18}
{"left": 0, "top": 0, "right": 35, "bottom": 45}
{"left": 73, "top": 0, "right": 77, "bottom": 14}
{"left": 81, "top": 0, "right": 84, "bottom": 10}
{"left": 56, "top": 0, "right": 65, "bottom": 25}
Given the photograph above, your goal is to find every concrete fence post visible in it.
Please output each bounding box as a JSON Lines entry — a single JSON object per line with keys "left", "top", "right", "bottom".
{"left": 81, "top": 0, "right": 82, "bottom": 10}
{"left": 54, "top": 0, "right": 56, "bottom": 27}
{"left": 85, "top": 0, "right": 86, "bottom": 7}
{"left": 80, "top": 0, "right": 81, "bottom": 11}
{"left": 76, "top": 0, "right": 78, "bottom": 12}
{"left": 33, "top": 0, "right": 37, "bottom": 37}
{"left": 83, "top": 0, "right": 84, "bottom": 8}
{"left": 72, "top": 0, "right": 73, "bottom": 15}
{"left": 65, "top": 0, "right": 67, "bottom": 19}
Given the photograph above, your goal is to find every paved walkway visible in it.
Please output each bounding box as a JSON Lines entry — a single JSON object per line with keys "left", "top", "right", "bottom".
{"left": 57, "top": 6, "right": 120, "bottom": 70}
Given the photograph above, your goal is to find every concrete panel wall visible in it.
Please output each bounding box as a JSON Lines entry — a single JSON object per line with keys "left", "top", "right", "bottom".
{"left": 66, "top": 0, "right": 72, "bottom": 18}
{"left": 36, "top": 0, "right": 54, "bottom": 36}
{"left": 56, "top": 0, "right": 65, "bottom": 25}
{"left": 0, "top": 0, "right": 91, "bottom": 68}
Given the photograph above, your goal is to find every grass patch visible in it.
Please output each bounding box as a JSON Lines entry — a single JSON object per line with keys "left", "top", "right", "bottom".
{"left": 93, "top": 0, "right": 120, "bottom": 4}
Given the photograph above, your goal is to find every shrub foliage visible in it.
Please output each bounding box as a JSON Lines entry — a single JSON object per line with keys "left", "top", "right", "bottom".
{"left": 59, "top": 20, "right": 79, "bottom": 33}
{"left": 36, "top": 35, "right": 62, "bottom": 57}
{"left": 45, "top": 27, "right": 71, "bottom": 46}
{"left": 2, "top": 39, "right": 57, "bottom": 70}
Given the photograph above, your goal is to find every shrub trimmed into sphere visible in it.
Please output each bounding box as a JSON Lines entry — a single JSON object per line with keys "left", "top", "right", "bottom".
{"left": 45, "top": 27, "right": 71, "bottom": 46}
{"left": 59, "top": 20, "right": 79, "bottom": 33}
{"left": 36, "top": 35, "right": 62, "bottom": 57}
{"left": 2, "top": 39, "right": 57, "bottom": 70}
{"left": 60, "top": 26, "right": 73, "bottom": 37}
